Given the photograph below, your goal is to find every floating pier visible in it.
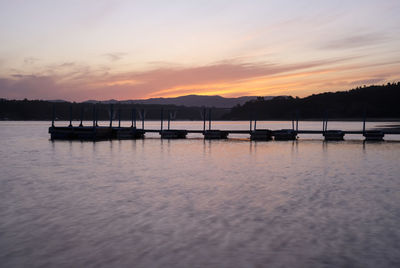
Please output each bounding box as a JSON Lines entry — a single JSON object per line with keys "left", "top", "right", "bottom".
{"left": 361, "top": 111, "right": 385, "bottom": 140}
{"left": 322, "top": 113, "right": 345, "bottom": 141}
{"left": 48, "top": 126, "right": 112, "bottom": 141}
{"left": 49, "top": 105, "right": 399, "bottom": 141}
{"left": 363, "top": 130, "right": 384, "bottom": 141}
{"left": 250, "top": 129, "right": 273, "bottom": 141}
{"left": 159, "top": 108, "right": 188, "bottom": 139}
{"left": 114, "top": 127, "right": 145, "bottom": 139}
{"left": 323, "top": 130, "right": 345, "bottom": 141}
{"left": 204, "top": 130, "right": 229, "bottom": 139}
{"left": 160, "top": 130, "right": 188, "bottom": 139}
{"left": 201, "top": 108, "right": 229, "bottom": 139}
{"left": 273, "top": 115, "right": 299, "bottom": 140}
{"left": 273, "top": 129, "right": 298, "bottom": 140}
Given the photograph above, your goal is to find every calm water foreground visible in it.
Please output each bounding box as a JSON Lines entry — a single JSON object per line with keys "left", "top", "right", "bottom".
{"left": 1, "top": 121, "right": 400, "bottom": 268}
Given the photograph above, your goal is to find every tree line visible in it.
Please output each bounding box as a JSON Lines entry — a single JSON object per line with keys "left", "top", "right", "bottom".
{"left": 1, "top": 83, "right": 399, "bottom": 121}
{"left": 223, "top": 83, "right": 400, "bottom": 120}
{"left": 0, "top": 100, "right": 228, "bottom": 121}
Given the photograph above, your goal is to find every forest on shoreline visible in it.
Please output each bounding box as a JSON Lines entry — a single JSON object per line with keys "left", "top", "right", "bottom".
{"left": 223, "top": 83, "right": 400, "bottom": 120}
{"left": 1, "top": 83, "right": 399, "bottom": 121}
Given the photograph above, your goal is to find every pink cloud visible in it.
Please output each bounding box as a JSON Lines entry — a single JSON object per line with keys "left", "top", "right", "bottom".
{"left": 1, "top": 56, "right": 398, "bottom": 101}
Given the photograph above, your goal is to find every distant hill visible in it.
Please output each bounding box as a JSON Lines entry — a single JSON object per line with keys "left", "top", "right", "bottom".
{"left": 84, "top": 95, "right": 275, "bottom": 108}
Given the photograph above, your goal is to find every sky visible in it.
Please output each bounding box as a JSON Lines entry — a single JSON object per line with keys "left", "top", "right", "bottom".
{"left": 0, "top": 0, "right": 400, "bottom": 101}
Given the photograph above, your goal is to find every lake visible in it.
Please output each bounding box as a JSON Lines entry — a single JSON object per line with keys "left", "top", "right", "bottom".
{"left": 1, "top": 121, "right": 400, "bottom": 267}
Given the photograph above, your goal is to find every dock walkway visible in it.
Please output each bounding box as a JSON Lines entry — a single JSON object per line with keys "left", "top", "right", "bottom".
{"left": 49, "top": 126, "right": 400, "bottom": 141}
{"left": 48, "top": 106, "right": 400, "bottom": 141}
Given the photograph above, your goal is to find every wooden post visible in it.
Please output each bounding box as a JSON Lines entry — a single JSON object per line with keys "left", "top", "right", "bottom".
{"left": 134, "top": 108, "right": 137, "bottom": 128}
{"left": 168, "top": 111, "right": 171, "bottom": 130}
{"left": 95, "top": 105, "right": 98, "bottom": 127}
{"left": 69, "top": 104, "right": 73, "bottom": 127}
{"left": 323, "top": 111, "right": 328, "bottom": 132}
{"left": 131, "top": 108, "right": 135, "bottom": 128}
{"left": 51, "top": 104, "right": 55, "bottom": 127}
{"left": 292, "top": 113, "right": 294, "bottom": 131}
{"left": 208, "top": 108, "right": 212, "bottom": 130}
{"left": 79, "top": 105, "right": 83, "bottom": 127}
{"left": 296, "top": 111, "right": 299, "bottom": 132}
{"left": 118, "top": 107, "right": 121, "bottom": 128}
{"left": 203, "top": 108, "right": 206, "bottom": 133}
{"left": 92, "top": 105, "right": 96, "bottom": 127}
{"left": 363, "top": 107, "right": 367, "bottom": 134}
{"left": 254, "top": 119, "right": 257, "bottom": 130}
{"left": 160, "top": 108, "right": 164, "bottom": 131}
{"left": 109, "top": 104, "right": 113, "bottom": 128}
{"left": 141, "top": 109, "right": 145, "bottom": 129}
{"left": 250, "top": 111, "right": 254, "bottom": 131}
{"left": 325, "top": 117, "right": 328, "bottom": 132}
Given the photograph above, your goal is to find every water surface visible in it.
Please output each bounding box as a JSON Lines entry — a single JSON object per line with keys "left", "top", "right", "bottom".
{"left": 1, "top": 121, "right": 400, "bottom": 267}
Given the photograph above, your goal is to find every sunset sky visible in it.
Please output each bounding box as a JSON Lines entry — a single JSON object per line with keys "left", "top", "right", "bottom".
{"left": 1, "top": 0, "right": 400, "bottom": 101}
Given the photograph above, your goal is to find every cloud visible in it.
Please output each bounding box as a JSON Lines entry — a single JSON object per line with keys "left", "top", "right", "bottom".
{"left": 11, "top": 74, "right": 38, "bottom": 79}
{"left": 0, "top": 75, "right": 61, "bottom": 100}
{"left": 103, "top": 52, "right": 127, "bottom": 62}
{"left": 1, "top": 56, "right": 399, "bottom": 101}
{"left": 23, "top": 57, "right": 39, "bottom": 65}
{"left": 320, "top": 32, "right": 388, "bottom": 50}
{"left": 349, "top": 78, "right": 387, "bottom": 86}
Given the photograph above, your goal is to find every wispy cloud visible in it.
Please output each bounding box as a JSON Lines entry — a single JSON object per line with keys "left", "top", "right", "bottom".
{"left": 23, "top": 57, "right": 39, "bottom": 65}
{"left": 103, "top": 52, "right": 127, "bottom": 62}
{"left": 320, "top": 32, "right": 388, "bottom": 50}
{"left": 0, "top": 75, "right": 61, "bottom": 100}
{"left": 3, "top": 55, "right": 396, "bottom": 101}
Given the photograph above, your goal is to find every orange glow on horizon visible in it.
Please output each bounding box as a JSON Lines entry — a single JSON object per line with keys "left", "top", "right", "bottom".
{"left": 145, "top": 61, "right": 400, "bottom": 99}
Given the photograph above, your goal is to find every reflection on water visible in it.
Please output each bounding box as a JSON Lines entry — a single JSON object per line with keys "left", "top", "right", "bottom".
{"left": 0, "top": 121, "right": 400, "bottom": 268}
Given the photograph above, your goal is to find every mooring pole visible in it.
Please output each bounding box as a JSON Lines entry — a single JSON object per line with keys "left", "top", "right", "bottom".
{"left": 168, "top": 111, "right": 171, "bottom": 130}
{"left": 109, "top": 104, "right": 113, "bottom": 128}
{"left": 133, "top": 108, "right": 137, "bottom": 128}
{"left": 92, "top": 105, "right": 96, "bottom": 127}
{"left": 325, "top": 117, "right": 328, "bottom": 132}
{"left": 79, "top": 106, "right": 83, "bottom": 127}
{"left": 292, "top": 113, "right": 294, "bottom": 131}
{"left": 51, "top": 104, "right": 55, "bottom": 127}
{"left": 118, "top": 107, "right": 121, "bottom": 128}
{"left": 250, "top": 112, "right": 254, "bottom": 131}
{"left": 203, "top": 108, "right": 206, "bottom": 133}
{"left": 208, "top": 108, "right": 212, "bottom": 130}
{"left": 254, "top": 119, "right": 257, "bottom": 130}
{"left": 95, "top": 105, "right": 99, "bottom": 127}
{"left": 141, "top": 109, "right": 145, "bottom": 129}
{"left": 324, "top": 111, "right": 329, "bottom": 132}
{"left": 362, "top": 107, "right": 367, "bottom": 134}
{"left": 296, "top": 111, "right": 299, "bottom": 132}
{"left": 160, "top": 108, "right": 164, "bottom": 131}
{"left": 131, "top": 108, "right": 135, "bottom": 127}
{"left": 68, "top": 104, "right": 73, "bottom": 127}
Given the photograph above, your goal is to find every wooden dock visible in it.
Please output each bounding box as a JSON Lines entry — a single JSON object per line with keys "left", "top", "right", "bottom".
{"left": 48, "top": 106, "right": 400, "bottom": 141}
{"left": 49, "top": 126, "right": 400, "bottom": 141}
